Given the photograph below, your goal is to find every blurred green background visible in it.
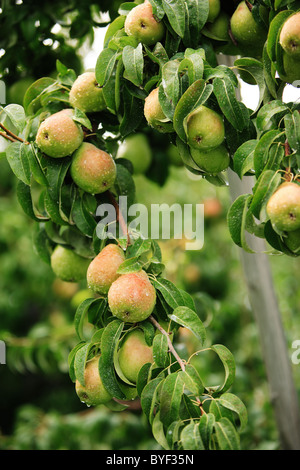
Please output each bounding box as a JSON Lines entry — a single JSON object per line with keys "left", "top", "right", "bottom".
{"left": 0, "top": 0, "right": 300, "bottom": 451}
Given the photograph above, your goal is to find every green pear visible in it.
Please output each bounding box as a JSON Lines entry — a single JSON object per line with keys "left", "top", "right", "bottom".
{"left": 167, "top": 144, "right": 183, "bottom": 167}
{"left": 7, "top": 77, "right": 34, "bottom": 105}
{"left": 87, "top": 244, "right": 125, "bottom": 295}
{"left": 279, "top": 12, "right": 300, "bottom": 58}
{"left": 230, "top": 1, "right": 267, "bottom": 57}
{"left": 144, "top": 87, "right": 174, "bottom": 133}
{"left": 124, "top": 2, "right": 165, "bottom": 46}
{"left": 116, "top": 133, "right": 152, "bottom": 174}
{"left": 266, "top": 182, "right": 300, "bottom": 232}
{"left": 186, "top": 105, "right": 225, "bottom": 151}
{"left": 69, "top": 71, "right": 106, "bottom": 113}
{"left": 75, "top": 356, "right": 112, "bottom": 406}
{"left": 190, "top": 144, "right": 230, "bottom": 174}
{"left": 70, "top": 142, "right": 116, "bottom": 194}
{"left": 118, "top": 329, "right": 153, "bottom": 383}
{"left": 207, "top": 0, "right": 221, "bottom": 23}
{"left": 36, "top": 108, "right": 84, "bottom": 158}
{"left": 278, "top": 51, "right": 300, "bottom": 85}
{"left": 284, "top": 228, "right": 300, "bottom": 253}
{"left": 51, "top": 245, "right": 90, "bottom": 282}
{"left": 205, "top": 11, "right": 230, "bottom": 41}
{"left": 108, "top": 270, "right": 156, "bottom": 323}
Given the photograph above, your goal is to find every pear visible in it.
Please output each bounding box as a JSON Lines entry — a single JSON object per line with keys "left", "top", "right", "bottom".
{"left": 75, "top": 356, "right": 112, "bottom": 406}
{"left": 69, "top": 71, "right": 106, "bottom": 113}
{"left": 116, "top": 133, "right": 152, "bottom": 174}
{"left": 230, "top": 1, "right": 267, "bottom": 57}
{"left": 207, "top": 0, "right": 221, "bottom": 23}
{"left": 36, "top": 109, "right": 84, "bottom": 158}
{"left": 124, "top": 2, "right": 165, "bottom": 46}
{"left": 118, "top": 329, "right": 153, "bottom": 384}
{"left": 186, "top": 105, "right": 225, "bottom": 151}
{"left": 50, "top": 245, "right": 90, "bottom": 282}
{"left": 279, "top": 12, "right": 300, "bottom": 58}
{"left": 87, "top": 244, "right": 125, "bottom": 295}
{"left": 205, "top": 11, "right": 230, "bottom": 41}
{"left": 266, "top": 182, "right": 300, "bottom": 232}
{"left": 108, "top": 270, "right": 156, "bottom": 323}
{"left": 190, "top": 144, "right": 230, "bottom": 174}
{"left": 70, "top": 142, "right": 116, "bottom": 194}
{"left": 144, "top": 88, "right": 173, "bottom": 133}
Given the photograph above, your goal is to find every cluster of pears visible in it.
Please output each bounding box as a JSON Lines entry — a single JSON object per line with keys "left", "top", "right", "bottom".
{"left": 76, "top": 241, "right": 158, "bottom": 406}
{"left": 75, "top": 328, "right": 154, "bottom": 406}
{"left": 266, "top": 181, "right": 300, "bottom": 253}
{"left": 35, "top": 71, "right": 116, "bottom": 195}
{"left": 87, "top": 243, "right": 156, "bottom": 323}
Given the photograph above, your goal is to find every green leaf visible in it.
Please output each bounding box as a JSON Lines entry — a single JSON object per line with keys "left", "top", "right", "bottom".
{"left": 214, "top": 417, "right": 240, "bottom": 450}
{"left": 119, "top": 86, "right": 144, "bottom": 137}
{"left": 210, "top": 344, "right": 236, "bottom": 394}
{"left": 6, "top": 141, "right": 31, "bottom": 184}
{"left": 23, "top": 77, "right": 57, "bottom": 114}
{"left": 72, "top": 108, "right": 92, "bottom": 131}
{"left": 74, "top": 298, "right": 102, "bottom": 341}
{"left": 285, "top": 111, "right": 300, "bottom": 152}
{"left": 153, "top": 333, "right": 169, "bottom": 368}
{"left": 141, "top": 376, "right": 164, "bottom": 423}
{"left": 234, "top": 57, "right": 265, "bottom": 112}
{"left": 72, "top": 193, "right": 97, "bottom": 238}
{"left": 114, "top": 162, "right": 136, "bottom": 207}
{"left": 181, "top": 421, "right": 204, "bottom": 450}
{"left": 218, "top": 393, "right": 248, "bottom": 431}
{"left": 183, "top": 0, "right": 209, "bottom": 48}
{"left": 227, "top": 194, "right": 254, "bottom": 253}
{"left": 162, "top": 0, "right": 186, "bottom": 38}
{"left": 32, "top": 223, "right": 52, "bottom": 265}
{"left": 104, "top": 16, "right": 126, "bottom": 47}
{"left": 249, "top": 170, "right": 281, "bottom": 220}
{"left": 2, "top": 104, "right": 26, "bottom": 132}
{"left": 96, "top": 48, "right": 118, "bottom": 87}
{"left": 233, "top": 140, "right": 257, "bottom": 179}
{"left": 152, "top": 411, "right": 170, "bottom": 450}
{"left": 99, "top": 319, "right": 126, "bottom": 400}
{"left": 152, "top": 277, "right": 185, "bottom": 310}
{"left": 253, "top": 129, "right": 284, "bottom": 177}
{"left": 256, "top": 100, "right": 288, "bottom": 131}
{"left": 267, "top": 10, "right": 293, "bottom": 62}
{"left": 74, "top": 343, "right": 93, "bottom": 386}
{"left": 122, "top": 43, "right": 144, "bottom": 87}
{"left": 213, "top": 77, "right": 249, "bottom": 132}
{"left": 160, "top": 372, "right": 185, "bottom": 427}
{"left": 179, "top": 363, "right": 204, "bottom": 396}
{"left": 169, "top": 306, "right": 206, "bottom": 345}
{"left": 16, "top": 180, "right": 49, "bottom": 222}
{"left": 199, "top": 412, "right": 215, "bottom": 449}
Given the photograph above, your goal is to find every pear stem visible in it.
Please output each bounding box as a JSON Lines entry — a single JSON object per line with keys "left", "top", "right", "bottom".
{"left": 149, "top": 315, "right": 186, "bottom": 372}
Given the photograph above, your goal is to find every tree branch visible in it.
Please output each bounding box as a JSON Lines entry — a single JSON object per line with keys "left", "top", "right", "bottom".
{"left": 149, "top": 315, "right": 186, "bottom": 372}
{"left": 0, "top": 123, "right": 28, "bottom": 144}
{"left": 107, "top": 191, "right": 131, "bottom": 248}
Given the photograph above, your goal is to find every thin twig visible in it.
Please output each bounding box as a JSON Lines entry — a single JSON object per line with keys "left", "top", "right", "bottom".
{"left": 0, "top": 131, "right": 17, "bottom": 143}
{"left": 0, "top": 123, "right": 28, "bottom": 144}
{"left": 149, "top": 315, "right": 186, "bottom": 372}
{"left": 107, "top": 191, "right": 131, "bottom": 248}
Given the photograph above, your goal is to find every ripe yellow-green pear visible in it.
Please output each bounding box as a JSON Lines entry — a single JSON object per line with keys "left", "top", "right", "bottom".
{"left": 266, "top": 182, "right": 300, "bottom": 232}
{"left": 186, "top": 105, "right": 225, "bottom": 151}
{"left": 285, "top": 228, "right": 300, "bottom": 252}
{"left": 69, "top": 71, "right": 106, "bottom": 113}
{"left": 230, "top": 1, "right": 267, "bottom": 57}
{"left": 75, "top": 356, "right": 112, "bottom": 406}
{"left": 36, "top": 109, "right": 84, "bottom": 158}
{"left": 278, "top": 51, "right": 300, "bottom": 84}
{"left": 51, "top": 245, "right": 90, "bottom": 282}
{"left": 207, "top": 0, "right": 221, "bottom": 23}
{"left": 279, "top": 12, "right": 300, "bottom": 58}
{"left": 108, "top": 270, "right": 156, "bottom": 323}
{"left": 87, "top": 244, "right": 125, "bottom": 295}
{"left": 205, "top": 11, "right": 230, "bottom": 41}
{"left": 124, "top": 2, "right": 165, "bottom": 46}
{"left": 190, "top": 144, "right": 230, "bottom": 174}
{"left": 144, "top": 88, "right": 174, "bottom": 133}
{"left": 116, "top": 133, "right": 152, "bottom": 174}
{"left": 70, "top": 142, "right": 116, "bottom": 194}
{"left": 118, "top": 329, "right": 153, "bottom": 383}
